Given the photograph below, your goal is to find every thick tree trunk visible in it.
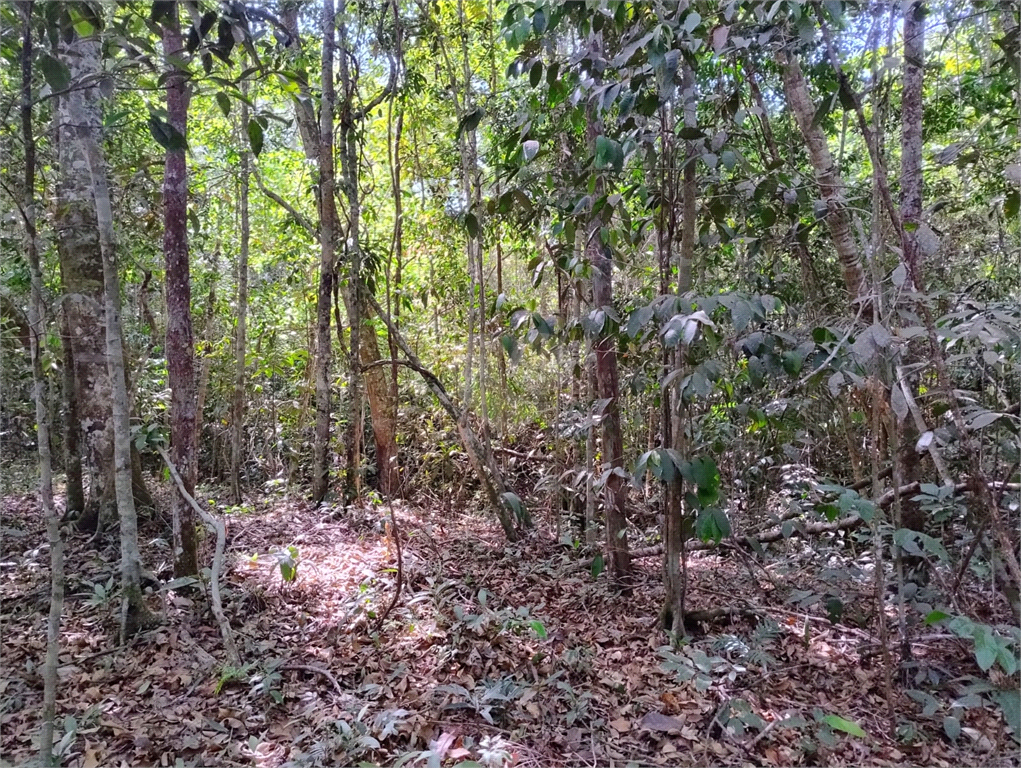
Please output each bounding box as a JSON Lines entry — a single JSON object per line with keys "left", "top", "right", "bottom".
{"left": 162, "top": 11, "right": 199, "bottom": 577}
{"left": 21, "top": 7, "right": 63, "bottom": 762}
{"left": 312, "top": 0, "right": 337, "bottom": 504}
{"left": 54, "top": 33, "right": 115, "bottom": 532}
{"left": 231, "top": 96, "right": 251, "bottom": 505}
{"left": 776, "top": 47, "right": 867, "bottom": 310}
{"left": 79, "top": 113, "right": 155, "bottom": 642}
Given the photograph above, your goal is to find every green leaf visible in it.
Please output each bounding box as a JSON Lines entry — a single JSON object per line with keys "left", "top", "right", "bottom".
{"left": 247, "top": 118, "right": 263, "bottom": 157}
{"left": 215, "top": 92, "right": 232, "bottom": 118}
{"left": 529, "top": 620, "right": 547, "bottom": 640}
{"left": 500, "top": 491, "right": 527, "bottom": 522}
{"left": 822, "top": 715, "right": 867, "bottom": 738}
{"left": 590, "top": 553, "right": 604, "bottom": 579}
{"left": 37, "top": 53, "right": 71, "bottom": 92}
{"left": 990, "top": 690, "right": 1021, "bottom": 744}
{"left": 464, "top": 212, "right": 480, "bottom": 239}
{"left": 594, "top": 136, "right": 623, "bottom": 172}
{"left": 695, "top": 507, "right": 730, "bottom": 544}
{"left": 974, "top": 631, "right": 997, "bottom": 671}
{"left": 529, "top": 60, "right": 543, "bottom": 87}
{"left": 457, "top": 106, "right": 484, "bottom": 138}
{"left": 626, "top": 304, "right": 654, "bottom": 338}
{"left": 689, "top": 456, "right": 718, "bottom": 489}
{"left": 1005, "top": 191, "right": 1020, "bottom": 219}
{"left": 943, "top": 716, "right": 961, "bottom": 741}
{"left": 148, "top": 116, "right": 187, "bottom": 151}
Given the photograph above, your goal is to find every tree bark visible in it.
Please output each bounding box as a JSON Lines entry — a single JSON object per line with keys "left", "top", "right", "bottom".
{"left": 21, "top": 6, "right": 63, "bottom": 761}
{"left": 585, "top": 33, "right": 632, "bottom": 587}
{"left": 360, "top": 317, "right": 399, "bottom": 495}
{"left": 79, "top": 113, "right": 155, "bottom": 642}
{"left": 338, "top": 2, "right": 365, "bottom": 500}
{"left": 60, "top": 312, "right": 85, "bottom": 516}
{"left": 54, "top": 32, "right": 115, "bottom": 532}
{"left": 364, "top": 293, "right": 523, "bottom": 539}
{"left": 231, "top": 93, "right": 251, "bottom": 505}
{"left": 161, "top": 9, "right": 199, "bottom": 577}
{"left": 312, "top": 0, "right": 337, "bottom": 504}
{"left": 776, "top": 47, "right": 867, "bottom": 310}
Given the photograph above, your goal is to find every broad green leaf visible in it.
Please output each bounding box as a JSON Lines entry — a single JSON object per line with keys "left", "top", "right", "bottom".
{"left": 595, "top": 135, "right": 623, "bottom": 172}
{"left": 247, "top": 118, "right": 263, "bottom": 157}
{"left": 38, "top": 53, "right": 71, "bottom": 92}
{"left": 823, "top": 715, "right": 867, "bottom": 738}
{"left": 457, "top": 106, "right": 485, "bottom": 138}
{"left": 216, "top": 92, "right": 232, "bottom": 118}
{"left": 590, "top": 553, "right": 604, "bottom": 579}
{"left": 464, "top": 212, "right": 480, "bottom": 239}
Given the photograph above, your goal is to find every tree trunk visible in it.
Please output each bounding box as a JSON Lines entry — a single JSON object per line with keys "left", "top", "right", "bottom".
{"left": 60, "top": 312, "right": 85, "bottom": 516}
{"left": 54, "top": 32, "right": 115, "bottom": 533}
{"left": 360, "top": 321, "right": 399, "bottom": 495}
{"left": 79, "top": 112, "right": 154, "bottom": 642}
{"left": 585, "top": 34, "right": 632, "bottom": 586}
{"left": 338, "top": 3, "right": 365, "bottom": 501}
{"left": 194, "top": 274, "right": 217, "bottom": 460}
{"left": 900, "top": 1, "right": 925, "bottom": 292}
{"left": 364, "top": 293, "right": 523, "bottom": 538}
{"left": 312, "top": 0, "right": 337, "bottom": 504}
{"left": 231, "top": 93, "right": 251, "bottom": 505}
{"left": 162, "top": 10, "right": 199, "bottom": 577}
{"left": 21, "top": 7, "right": 63, "bottom": 761}
{"left": 776, "top": 47, "right": 867, "bottom": 310}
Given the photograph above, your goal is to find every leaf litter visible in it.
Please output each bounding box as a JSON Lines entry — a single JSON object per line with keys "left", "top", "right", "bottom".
{"left": 1, "top": 485, "right": 1017, "bottom": 767}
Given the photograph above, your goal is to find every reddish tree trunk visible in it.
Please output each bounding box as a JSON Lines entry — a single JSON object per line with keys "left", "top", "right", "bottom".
{"left": 162, "top": 10, "right": 198, "bottom": 577}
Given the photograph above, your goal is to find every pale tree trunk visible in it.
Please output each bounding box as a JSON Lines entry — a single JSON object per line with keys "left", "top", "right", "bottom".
{"left": 54, "top": 32, "right": 115, "bottom": 533}
{"left": 231, "top": 95, "right": 251, "bottom": 505}
{"left": 60, "top": 312, "right": 85, "bottom": 516}
{"left": 744, "top": 58, "right": 819, "bottom": 301}
{"left": 657, "top": 97, "right": 683, "bottom": 638}
{"left": 776, "top": 46, "right": 867, "bottom": 310}
{"left": 585, "top": 34, "right": 631, "bottom": 586}
{"left": 79, "top": 116, "right": 155, "bottom": 642}
{"left": 381, "top": 85, "right": 405, "bottom": 497}
{"left": 312, "top": 0, "right": 337, "bottom": 504}
{"left": 21, "top": 6, "right": 62, "bottom": 762}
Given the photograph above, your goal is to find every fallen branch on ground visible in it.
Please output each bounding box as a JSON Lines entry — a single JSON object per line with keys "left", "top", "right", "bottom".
{"left": 156, "top": 446, "right": 241, "bottom": 666}
{"left": 279, "top": 663, "right": 344, "bottom": 695}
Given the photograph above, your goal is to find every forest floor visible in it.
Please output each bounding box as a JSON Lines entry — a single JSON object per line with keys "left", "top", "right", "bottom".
{"left": 1, "top": 475, "right": 1018, "bottom": 767}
